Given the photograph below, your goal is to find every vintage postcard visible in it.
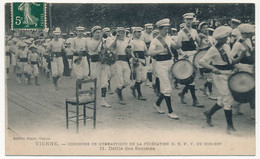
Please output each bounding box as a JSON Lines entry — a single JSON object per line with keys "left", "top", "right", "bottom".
{"left": 4, "top": 1, "right": 256, "bottom": 157}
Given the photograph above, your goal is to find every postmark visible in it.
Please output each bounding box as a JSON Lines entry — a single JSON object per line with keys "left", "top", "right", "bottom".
{"left": 11, "top": 2, "right": 46, "bottom": 30}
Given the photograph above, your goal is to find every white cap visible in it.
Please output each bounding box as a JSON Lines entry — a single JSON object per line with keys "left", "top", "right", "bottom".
{"left": 145, "top": 23, "right": 153, "bottom": 29}
{"left": 183, "top": 13, "right": 195, "bottom": 19}
{"left": 156, "top": 18, "right": 170, "bottom": 27}
{"left": 91, "top": 26, "right": 101, "bottom": 33}
{"left": 198, "top": 22, "right": 208, "bottom": 30}
{"left": 133, "top": 27, "right": 142, "bottom": 32}
{"left": 213, "top": 26, "right": 232, "bottom": 40}
{"left": 171, "top": 28, "right": 177, "bottom": 31}
{"left": 231, "top": 18, "right": 241, "bottom": 24}
{"left": 116, "top": 27, "right": 125, "bottom": 32}
{"left": 102, "top": 27, "right": 111, "bottom": 32}
{"left": 53, "top": 30, "right": 61, "bottom": 35}
{"left": 238, "top": 23, "right": 255, "bottom": 34}
{"left": 76, "top": 26, "right": 85, "bottom": 31}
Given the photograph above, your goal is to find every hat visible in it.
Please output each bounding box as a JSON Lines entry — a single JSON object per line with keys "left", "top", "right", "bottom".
{"left": 85, "top": 31, "right": 91, "bottom": 34}
{"left": 69, "top": 32, "right": 74, "bottom": 35}
{"left": 76, "top": 26, "right": 85, "bottom": 31}
{"left": 213, "top": 26, "right": 232, "bottom": 40}
{"left": 183, "top": 13, "right": 195, "bottom": 19}
{"left": 171, "top": 28, "right": 177, "bottom": 31}
{"left": 102, "top": 27, "right": 111, "bottom": 33}
{"left": 179, "top": 23, "right": 185, "bottom": 29}
{"left": 116, "top": 27, "right": 125, "bottom": 32}
{"left": 42, "top": 43, "right": 49, "bottom": 47}
{"left": 18, "top": 42, "right": 27, "bottom": 47}
{"left": 145, "top": 23, "right": 153, "bottom": 29}
{"left": 152, "top": 29, "right": 159, "bottom": 35}
{"left": 238, "top": 23, "right": 255, "bottom": 34}
{"left": 231, "top": 18, "right": 241, "bottom": 24}
{"left": 29, "top": 44, "right": 37, "bottom": 50}
{"left": 91, "top": 26, "right": 101, "bottom": 33}
{"left": 53, "top": 30, "right": 61, "bottom": 35}
{"left": 133, "top": 27, "right": 142, "bottom": 32}
{"left": 208, "top": 28, "right": 214, "bottom": 32}
{"left": 62, "top": 33, "right": 67, "bottom": 36}
{"left": 198, "top": 22, "right": 208, "bottom": 30}
{"left": 156, "top": 18, "right": 170, "bottom": 27}
{"left": 12, "top": 38, "right": 18, "bottom": 42}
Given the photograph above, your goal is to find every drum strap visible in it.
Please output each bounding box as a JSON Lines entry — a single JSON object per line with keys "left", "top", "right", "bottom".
{"left": 157, "top": 36, "right": 172, "bottom": 57}
{"left": 183, "top": 28, "right": 195, "bottom": 43}
{"left": 216, "top": 44, "right": 231, "bottom": 65}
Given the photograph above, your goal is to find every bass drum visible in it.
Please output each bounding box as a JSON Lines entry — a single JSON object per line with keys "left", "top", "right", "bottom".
{"left": 193, "top": 49, "right": 211, "bottom": 73}
{"left": 172, "top": 59, "right": 195, "bottom": 85}
{"left": 228, "top": 71, "right": 255, "bottom": 103}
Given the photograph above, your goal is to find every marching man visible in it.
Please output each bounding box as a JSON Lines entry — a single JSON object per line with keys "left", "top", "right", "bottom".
{"left": 72, "top": 26, "right": 89, "bottom": 81}
{"left": 129, "top": 27, "right": 148, "bottom": 101}
{"left": 28, "top": 44, "right": 40, "bottom": 86}
{"left": 199, "top": 26, "right": 237, "bottom": 134}
{"left": 148, "top": 18, "right": 179, "bottom": 119}
{"left": 47, "top": 29, "right": 65, "bottom": 90}
{"left": 177, "top": 13, "right": 204, "bottom": 108}
{"left": 87, "top": 26, "right": 111, "bottom": 108}
{"left": 108, "top": 27, "right": 131, "bottom": 105}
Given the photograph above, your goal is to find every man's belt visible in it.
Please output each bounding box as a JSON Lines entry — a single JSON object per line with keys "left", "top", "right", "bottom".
{"left": 214, "top": 64, "right": 234, "bottom": 70}
{"left": 30, "top": 61, "right": 38, "bottom": 65}
{"left": 182, "top": 41, "right": 196, "bottom": 51}
{"left": 19, "top": 58, "right": 28, "bottom": 62}
{"left": 90, "top": 54, "right": 100, "bottom": 62}
{"left": 117, "top": 55, "right": 128, "bottom": 61}
{"left": 155, "top": 54, "right": 172, "bottom": 61}
{"left": 43, "top": 55, "right": 49, "bottom": 59}
{"left": 134, "top": 51, "right": 145, "bottom": 59}
{"left": 73, "top": 51, "right": 88, "bottom": 56}
{"left": 6, "top": 52, "right": 11, "bottom": 56}
{"left": 67, "top": 55, "right": 73, "bottom": 59}
{"left": 53, "top": 52, "right": 62, "bottom": 57}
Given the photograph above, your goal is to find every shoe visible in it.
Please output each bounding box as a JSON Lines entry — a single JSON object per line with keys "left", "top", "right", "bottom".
{"left": 153, "top": 104, "right": 165, "bottom": 114}
{"left": 119, "top": 99, "right": 126, "bottom": 105}
{"left": 168, "top": 112, "right": 179, "bottom": 119}
{"left": 101, "top": 98, "right": 111, "bottom": 108}
{"left": 208, "top": 94, "right": 218, "bottom": 100}
{"left": 204, "top": 111, "right": 214, "bottom": 127}
{"left": 236, "top": 111, "right": 243, "bottom": 115}
{"left": 17, "top": 78, "right": 22, "bottom": 84}
{"left": 226, "top": 126, "right": 237, "bottom": 134}
{"left": 193, "top": 101, "right": 204, "bottom": 108}
{"left": 107, "top": 88, "right": 114, "bottom": 95}
{"left": 138, "top": 96, "right": 146, "bottom": 101}
{"left": 178, "top": 92, "right": 186, "bottom": 104}
{"left": 130, "top": 86, "right": 136, "bottom": 98}
{"left": 35, "top": 83, "right": 40, "bottom": 86}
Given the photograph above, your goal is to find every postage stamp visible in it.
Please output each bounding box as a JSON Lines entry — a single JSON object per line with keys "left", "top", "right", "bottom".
{"left": 11, "top": 2, "right": 46, "bottom": 30}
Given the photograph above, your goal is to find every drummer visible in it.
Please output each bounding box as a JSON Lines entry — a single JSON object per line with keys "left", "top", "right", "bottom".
{"left": 148, "top": 18, "right": 179, "bottom": 119}
{"left": 176, "top": 13, "right": 204, "bottom": 108}
{"left": 199, "top": 26, "right": 237, "bottom": 134}
{"left": 231, "top": 23, "right": 255, "bottom": 114}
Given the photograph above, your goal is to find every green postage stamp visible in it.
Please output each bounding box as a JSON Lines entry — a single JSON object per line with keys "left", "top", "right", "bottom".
{"left": 11, "top": 2, "right": 46, "bottom": 30}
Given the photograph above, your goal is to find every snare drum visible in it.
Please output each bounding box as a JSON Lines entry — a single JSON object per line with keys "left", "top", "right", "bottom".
{"left": 172, "top": 59, "right": 196, "bottom": 85}
{"left": 193, "top": 49, "right": 211, "bottom": 73}
{"left": 228, "top": 71, "right": 255, "bottom": 103}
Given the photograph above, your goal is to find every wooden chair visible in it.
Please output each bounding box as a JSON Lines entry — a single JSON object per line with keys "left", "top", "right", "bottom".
{"left": 66, "top": 78, "right": 97, "bottom": 133}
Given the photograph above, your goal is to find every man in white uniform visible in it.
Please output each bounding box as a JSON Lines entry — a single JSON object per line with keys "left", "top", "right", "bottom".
{"left": 200, "top": 26, "right": 236, "bottom": 134}
{"left": 148, "top": 18, "right": 179, "bottom": 119}
{"left": 108, "top": 27, "right": 131, "bottom": 105}
{"left": 47, "top": 30, "right": 65, "bottom": 90}
{"left": 87, "top": 26, "right": 111, "bottom": 108}
{"left": 177, "top": 13, "right": 204, "bottom": 108}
